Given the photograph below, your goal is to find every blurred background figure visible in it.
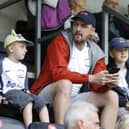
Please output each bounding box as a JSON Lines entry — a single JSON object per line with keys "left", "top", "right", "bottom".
{"left": 64, "top": 102, "right": 100, "bottom": 129}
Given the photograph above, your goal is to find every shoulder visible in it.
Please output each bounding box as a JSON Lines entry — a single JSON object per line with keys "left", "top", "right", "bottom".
{"left": 48, "top": 31, "right": 70, "bottom": 49}
{"left": 126, "top": 60, "right": 129, "bottom": 69}
{"left": 88, "top": 41, "right": 104, "bottom": 52}
{"left": 19, "top": 62, "right": 27, "bottom": 70}
{"left": 88, "top": 41, "right": 105, "bottom": 59}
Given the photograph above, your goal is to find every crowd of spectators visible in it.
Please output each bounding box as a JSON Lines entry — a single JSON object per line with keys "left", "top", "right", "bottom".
{"left": 1, "top": 0, "right": 129, "bottom": 129}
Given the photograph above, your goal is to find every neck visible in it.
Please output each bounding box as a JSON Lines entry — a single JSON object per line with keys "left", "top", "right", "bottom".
{"left": 116, "top": 62, "right": 126, "bottom": 69}
{"left": 7, "top": 55, "right": 19, "bottom": 63}
{"left": 74, "top": 42, "right": 85, "bottom": 50}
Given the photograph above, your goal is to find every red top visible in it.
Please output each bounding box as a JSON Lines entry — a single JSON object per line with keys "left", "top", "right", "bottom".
{"left": 30, "top": 34, "right": 110, "bottom": 94}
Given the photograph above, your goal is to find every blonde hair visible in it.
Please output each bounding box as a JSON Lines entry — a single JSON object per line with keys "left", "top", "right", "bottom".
{"left": 104, "top": 0, "right": 119, "bottom": 4}
{"left": 69, "top": 0, "right": 86, "bottom": 14}
{"left": 115, "top": 114, "right": 129, "bottom": 129}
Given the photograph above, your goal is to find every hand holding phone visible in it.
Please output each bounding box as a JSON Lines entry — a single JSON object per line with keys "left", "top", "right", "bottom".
{"left": 109, "top": 67, "right": 120, "bottom": 74}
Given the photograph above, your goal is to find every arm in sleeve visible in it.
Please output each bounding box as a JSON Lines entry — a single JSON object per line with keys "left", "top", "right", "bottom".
{"left": 90, "top": 59, "right": 111, "bottom": 92}
{"left": 47, "top": 35, "right": 89, "bottom": 83}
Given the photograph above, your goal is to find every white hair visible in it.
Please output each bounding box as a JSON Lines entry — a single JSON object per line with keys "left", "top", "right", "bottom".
{"left": 115, "top": 114, "right": 129, "bottom": 129}
{"left": 64, "top": 101, "right": 98, "bottom": 129}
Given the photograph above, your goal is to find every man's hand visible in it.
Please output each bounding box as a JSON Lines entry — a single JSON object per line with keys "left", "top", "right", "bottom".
{"left": 106, "top": 73, "right": 119, "bottom": 88}
{"left": 89, "top": 70, "right": 119, "bottom": 86}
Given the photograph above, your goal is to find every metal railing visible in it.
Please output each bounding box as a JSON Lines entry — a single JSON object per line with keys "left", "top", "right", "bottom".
{"left": 1, "top": 1, "right": 129, "bottom": 77}
{"left": 0, "top": 0, "right": 22, "bottom": 10}
{"left": 35, "top": 0, "right": 42, "bottom": 77}
{"left": 102, "top": 4, "right": 129, "bottom": 63}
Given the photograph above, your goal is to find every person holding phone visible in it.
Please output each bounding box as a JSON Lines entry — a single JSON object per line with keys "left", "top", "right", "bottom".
{"left": 30, "top": 11, "right": 119, "bottom": 129}
{"left": 107, "top": 37, "right": 129, "bottom": 129}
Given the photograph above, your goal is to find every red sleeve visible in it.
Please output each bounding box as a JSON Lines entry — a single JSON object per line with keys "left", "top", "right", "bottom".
{"left": 30, "top": 34, "right": 111, "bottom": 94}
{"left": 30, "top": 34, "right": 90, "bottom": 94}
{"left": 90, "top": 59, "right": 111, "bottom": 92}
{"left": 47, "top": 35, "right": 89, "bottom": 83}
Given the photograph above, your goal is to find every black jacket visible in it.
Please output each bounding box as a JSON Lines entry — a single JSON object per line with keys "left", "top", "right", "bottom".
{"left": 107, "top": 58, "right": 129, "bottom": 107}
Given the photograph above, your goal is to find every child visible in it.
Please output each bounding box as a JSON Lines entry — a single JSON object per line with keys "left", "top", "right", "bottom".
{"left": 107, "top": 37, "right": 129, "bottom": 129}
{"left": 0, "top": 30, "right": 49, "bottom": 128}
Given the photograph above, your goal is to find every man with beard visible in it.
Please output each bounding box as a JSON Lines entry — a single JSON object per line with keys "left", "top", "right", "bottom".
{"left": 30, "top": 11, "right": 119, "bottom": 129}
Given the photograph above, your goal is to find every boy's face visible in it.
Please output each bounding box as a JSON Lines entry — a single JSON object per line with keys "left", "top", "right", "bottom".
{"left": 110, "top": 48, "right": 129, "bottom": 63}
{"left": 8, "top": 42, "right": 28, "bottom": 60}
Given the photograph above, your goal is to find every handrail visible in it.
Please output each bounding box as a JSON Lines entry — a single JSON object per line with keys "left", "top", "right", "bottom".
{"left": 103, "top": 4, "right": 129, "bottom": 25}
{"left": 101, "top": 4, "right": 129, "bottom": 64}
{"left": 0, "top": 0, "right": 22, "bottom": 10}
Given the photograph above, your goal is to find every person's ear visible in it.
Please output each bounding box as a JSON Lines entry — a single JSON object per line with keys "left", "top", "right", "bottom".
{"left": 77, "top": 120, "right": 86, "bottom": 129}
{"left": 109, "top": 51, "right": 114, "bottom": 58}
{"left": 92, "top": 27, "right": 95, "bottom": 32}
{"left": 8, "top": 45, "right": 14, "bottom": 53}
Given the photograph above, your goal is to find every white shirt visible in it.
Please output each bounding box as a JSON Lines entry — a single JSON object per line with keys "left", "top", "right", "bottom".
{"left": 1, "top": 57, "right": 27, "bottom": 94}
{"left": 67, "top": 42, "right": 90, "bottom": 96}
{"left": 118, "top": 68, "right": 128, "bottom": 88}
{"left": 118, "top": 68, "right": 129, "bottom": 116}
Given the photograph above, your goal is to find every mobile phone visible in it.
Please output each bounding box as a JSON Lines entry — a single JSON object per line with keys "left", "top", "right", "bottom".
{"left": 109, "top": 67, "right": 120, "bottom": 74}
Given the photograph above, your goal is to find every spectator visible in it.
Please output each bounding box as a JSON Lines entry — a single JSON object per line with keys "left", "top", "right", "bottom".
{"left": 95, "top": 0, "right": 129, "bottom": 46}
{"left": 0, "top": 30, "right": 49, "bottom": 128}
{"left": 107, "top": 37, "right": 129, "bottom": 129}
{"left": 69, "top": 0, "right": 86, "bottom": 14}
{"left": 65, "top": 0, "right": 99, "bottom": 43}
{"left": 64, "top": 101, "right": 100, "bottom": 129}
{"left": 64, "top": 0, "right": 86, "bottom": 29}
{"left": 30, "top": 11, "right": 119, "bottom": 129}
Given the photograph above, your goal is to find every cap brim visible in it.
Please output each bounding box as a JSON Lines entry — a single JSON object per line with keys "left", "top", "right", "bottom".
{"left": 25, "top": 40, "right": 33, "bottom": 47}
{"left": 116, "top": 45, "right": 129, "bottom": 49}
{"left": 72, "top": 16, "right": 89, "bottom": 25}
{"left": 17, "top": 40, "right": 33, "bottom": 47}
{"left": 110, "top": 44, "right": 129, "bottom": 50}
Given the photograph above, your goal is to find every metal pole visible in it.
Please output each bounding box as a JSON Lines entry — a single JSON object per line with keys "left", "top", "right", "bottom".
{"left": 102, "top": 11, "right": 109, "bottom": 64}
{"left": 35, "top": 0, "right": 42, "bottom": 78}
{"left": 102, "top": 4, "right": 129, "bottom": 64}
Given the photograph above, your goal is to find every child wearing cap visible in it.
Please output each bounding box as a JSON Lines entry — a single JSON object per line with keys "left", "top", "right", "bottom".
{"left": 107, "top": 37, "right": 129, "bottom": 129}
{"left": 0, "top": 30, "right": 49, "bottom": 128}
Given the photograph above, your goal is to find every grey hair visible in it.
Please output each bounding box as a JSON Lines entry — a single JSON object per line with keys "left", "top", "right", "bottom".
{"left": 64, "top": 101, "right": 98, "bottom": 129}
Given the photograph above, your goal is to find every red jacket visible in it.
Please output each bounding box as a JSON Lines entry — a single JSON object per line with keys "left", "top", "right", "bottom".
{"left": 30, "top": 34, "right": 110, "bottom": 94}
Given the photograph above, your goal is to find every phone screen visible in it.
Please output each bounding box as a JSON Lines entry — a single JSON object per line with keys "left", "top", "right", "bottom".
{"left": 109, "top": 67, "right": 120, "bottom": 74}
